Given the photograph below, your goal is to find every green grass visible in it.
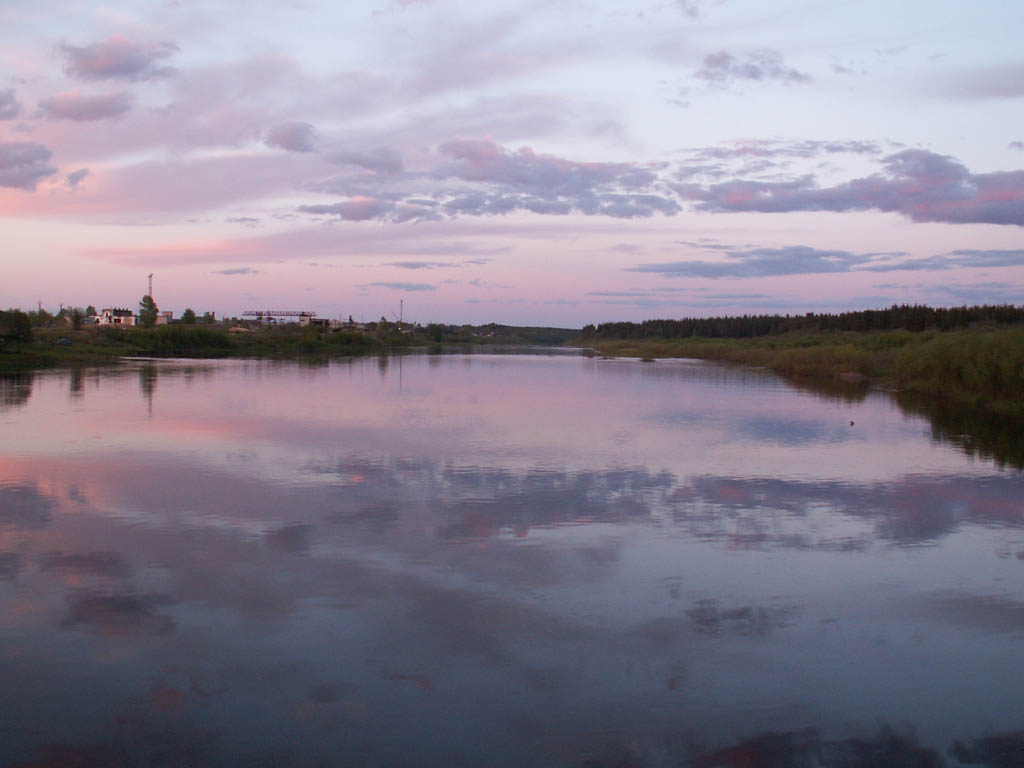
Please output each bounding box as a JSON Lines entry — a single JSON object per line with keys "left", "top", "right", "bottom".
{"left": 0, "top": 324, "right": 388, "bottom": 371}
{"left": 581, "top": 328, "right": 1024, "bottom": 416}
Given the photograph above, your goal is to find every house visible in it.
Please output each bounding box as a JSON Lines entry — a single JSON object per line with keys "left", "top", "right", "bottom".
{"left": 99, "top": 308, "right": 136, "bottom": 326}
{"left": 155, "top": 311, "right": 173, "bottom": 326}
{"left": 336, "top": 316, "right": 368, "bottom": 331}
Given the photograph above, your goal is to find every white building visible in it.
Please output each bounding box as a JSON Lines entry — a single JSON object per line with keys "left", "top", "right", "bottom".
{"left": 99, "top": 308, "right": 136, "bottom": 326}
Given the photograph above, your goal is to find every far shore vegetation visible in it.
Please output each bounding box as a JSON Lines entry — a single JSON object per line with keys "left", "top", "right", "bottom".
{"left": 4, "top": 301, "right": 1023, "bottom": 468}
{"left": 576, "top": 304, "right": 1024, "bottom": 417}
{"left": 0, "top": 305, "right": 578, "bottom": 371}
{"left": 4, "top": 302, "right": 1023, "bottom": 418}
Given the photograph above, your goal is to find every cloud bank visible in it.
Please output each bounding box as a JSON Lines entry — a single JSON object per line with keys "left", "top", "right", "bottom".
{"left": 330, "top": 147, "right": 404, "bottom": 174}
{"left": 265, "top": 122, "right": 317, "bottom": 153}
{"left": 630, "top": 245, "right": 1024, "bottom": 280}
{"left": 0, "top": 142, "right": 58, "bottom": 190}
{"left": 38, "top": 91, "right": 134, "bottom": 121}
{"left": 0, "top": 89, "right": 21, "bottom": 120}
{"left": 677, "top": 149, "right": 1024, "bottom": 226}
{"left": 304, "top": 139, "right": 681, "bottom": 222}
{"left": 370, "top": 282, "right": 437, "bottom": 291}
{"left": 696, "top": 50, "right": 811, "bottom": 87}
{"left": 629, "top": 246, "right": 875, "bottom": 278}
{"left": 299, "top": 143, "right": 1024, "bottom": 227}
{"left": 60, "top": 36, "right": 178, "bottom": 81}
{"left": 66, "top": 168, "right": 90, "bottom": 188}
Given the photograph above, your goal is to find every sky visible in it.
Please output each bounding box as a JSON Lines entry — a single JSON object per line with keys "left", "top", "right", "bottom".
{"left": 1, "top": 0, "right": 1022, "bottom": 327}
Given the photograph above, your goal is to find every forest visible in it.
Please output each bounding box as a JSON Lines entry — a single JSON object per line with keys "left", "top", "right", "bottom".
{"left": 583, "top": 304, "right": 1024, "bottom": 340}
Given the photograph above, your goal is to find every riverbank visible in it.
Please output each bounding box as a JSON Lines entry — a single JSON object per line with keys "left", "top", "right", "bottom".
{"left": 0, "top": 322, "right": 580, "bottom": 373}
{"left": 0, "top": 325, "right": 386, "bottom": 371}
{"left": 579, "top": 327, "right": 1024, "bottom": 417}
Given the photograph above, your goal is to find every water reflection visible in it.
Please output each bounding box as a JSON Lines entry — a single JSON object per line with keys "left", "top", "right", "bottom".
{"left": 952, "top": 730, "right": 1024, "bottom": 767}
{"left": 762, "top": 370, "right": 871, "bottom": 405}
{"left": 0, "top": 355, "right": 1022, "bottom": 766}
{"left": 895, "top": 391, "right": 1024, "bottom": 470}
{"left": 0, "top": 552, "right": 22, "bottom": 581}
{"left": 0, "top": 484, "right": 55, "bottom": 529}
{"left": 139, "top": 361, "right": 157, "bottom": 414}
{"left": 9, "top": 355, "right": 1013, "bottom": 469}
{"left": 0, "top": 372, "right": 33, "bottom": 409}
{"left": 686, "top": 725, "right": 945, "bottom": 768}
{"left": 62, "top": 591, "right": 177, "bottom": 636}
{"left": 68, "top": 367, "right": 85, "bottom": 399}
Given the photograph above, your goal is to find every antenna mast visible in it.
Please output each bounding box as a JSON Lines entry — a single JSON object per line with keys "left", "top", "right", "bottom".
{"left": 148, "top": 273, "right": 153, "bottom": 298}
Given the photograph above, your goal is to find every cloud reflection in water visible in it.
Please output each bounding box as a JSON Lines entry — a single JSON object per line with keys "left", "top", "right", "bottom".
{"left": 0, "top": 356, "right": 1022, "bottom": 765}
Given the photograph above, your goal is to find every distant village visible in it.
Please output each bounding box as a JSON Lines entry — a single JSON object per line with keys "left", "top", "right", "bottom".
{"left": 4, "top": 291, "right": 578, "bottom": 349}
{"left": 24, "top": 301, "right": 401, "bottom": 334}
{"left": 90, "top": 306, "right": 378, "bottom": 332}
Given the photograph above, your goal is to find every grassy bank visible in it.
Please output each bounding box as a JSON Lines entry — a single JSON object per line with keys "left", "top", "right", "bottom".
{"left": 0, "top": 321, "right": 579, "bottom": 372}
{"left": 0, "top": 324, "right": 388, "bottom": 371}
{"left": 580, "top": 327, "right": 1024, "bottom": 416}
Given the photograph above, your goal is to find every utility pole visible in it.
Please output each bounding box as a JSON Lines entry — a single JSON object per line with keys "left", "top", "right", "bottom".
{"left": 400, "top": 299, "right": 403, "bottom": 328}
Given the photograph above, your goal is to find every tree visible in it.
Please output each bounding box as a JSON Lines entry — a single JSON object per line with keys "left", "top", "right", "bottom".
{"left": 201, "top": 311, "right": 215, "bottom": 324}
{"left": 181, "top": 308, "right": 197, "bottom": 324}
{"left": 28, "top": 308, "right": 53, "bottom": 328}
{"left": 85, "top": 305, "right": 97, "bottom": 317}
{"left": 69, "top": 307, "right": 85, "bottom": 331}
{"left": 139, "top": 295, "right": 158, "bottom": 328}
{"left": 0, "top": 310, "right": 33, "bottom": 342}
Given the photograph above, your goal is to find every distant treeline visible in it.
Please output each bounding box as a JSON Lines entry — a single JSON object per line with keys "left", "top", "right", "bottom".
{"left": 428, "top": 323, "right": 579, "bottom": 345}
{"left": 583, "top": 304, "right": 1024, "bottom": 340}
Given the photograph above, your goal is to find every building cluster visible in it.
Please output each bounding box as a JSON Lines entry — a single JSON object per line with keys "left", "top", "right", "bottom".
{"left": 56, "top": 306, "right": 410, "bottom": 333}
{"left": 242, "top": 312, "right": 396, "bottom": 333}
{"left": 93, "top": 308, "right": 200, "bottom": 327}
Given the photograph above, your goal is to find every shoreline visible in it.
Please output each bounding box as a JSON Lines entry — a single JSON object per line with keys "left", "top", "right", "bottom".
{"left": 5, "top": 324, "right": 1022, "bottom": 418}
{"left": 578, "top": 327, "right": 1024, "bottom": 418}
{"left": 6, "top": 334, "right": 1023, "bottom": 470}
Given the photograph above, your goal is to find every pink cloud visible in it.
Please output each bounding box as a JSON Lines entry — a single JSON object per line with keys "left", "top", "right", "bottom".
{"left": 679, "top": 150, "right": 1024, "bottom": 226}
{"left": 696, "top": 50, "right": 811, "bottom": 88}
{"left": 38, "top": 91, "right": 134, "bottom": 121}
{"left": 299, "top": 197, "right": 395, "bottom": 220}
{"left": 59, "top": 36, "right": 178, "bottom": 81}
{"left": 17, "top": 56, "right": 330, "bottom": 164}
{"left": 265, "top": 122, "right": 317, "bottom": 153}
{"left": 437, "top": 139, "right": 659, "bottom": 193}
{"left": 0, "top": 142, "right": 58, "bottom": 190}
{"left": 75, "top": 218, "right": 534, "bottom": 267}
{"left": 0, "top": 89, "right": 21, "bottom": 120}
{"left": 329, "top": 146, "right": 404, "bottom": 174}
{"left": 306, "top": 139, "right": 679, "bottom": 221}
{"left": 0, "top": 152, "right": 325, "bottom": 218}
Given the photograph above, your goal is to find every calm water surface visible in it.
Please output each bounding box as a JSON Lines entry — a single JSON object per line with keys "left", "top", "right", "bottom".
{"left": 1, "top": 354, "right": 1022, "bottom": 766}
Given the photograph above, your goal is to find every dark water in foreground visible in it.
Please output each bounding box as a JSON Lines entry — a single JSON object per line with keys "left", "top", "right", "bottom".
{"left": 1, "top": 354, "right": 1022, "bottom": 767}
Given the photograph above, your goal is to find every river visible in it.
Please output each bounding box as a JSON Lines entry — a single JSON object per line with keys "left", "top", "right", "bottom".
{"left": 1, "top": 353, "right": 1022, "bottom": 766}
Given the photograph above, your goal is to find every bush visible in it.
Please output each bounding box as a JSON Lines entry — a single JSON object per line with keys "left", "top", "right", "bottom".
{"left": 893, "top": 330, "right": 1024, "bottom": 410}
{"left": 0, "top": 310, "right": 33, "bottom": 342}
{"left": 131, "top": 326, "right": 233, "bottom": 357}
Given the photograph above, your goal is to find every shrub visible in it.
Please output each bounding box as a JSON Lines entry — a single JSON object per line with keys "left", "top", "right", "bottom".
{"left": 0, "top": 310, "right": 33, "bottom": 342}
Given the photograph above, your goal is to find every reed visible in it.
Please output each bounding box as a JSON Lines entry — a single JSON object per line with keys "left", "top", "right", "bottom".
{"left": 584, "top": 328, "right": 1024, "bottom": 416}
